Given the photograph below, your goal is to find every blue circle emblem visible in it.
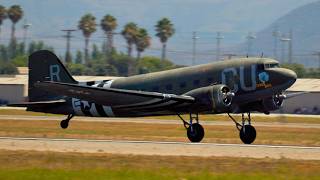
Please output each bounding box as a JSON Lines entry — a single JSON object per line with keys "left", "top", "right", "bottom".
{"left": 258, "top": 72, "right": 269, "bottom": 83}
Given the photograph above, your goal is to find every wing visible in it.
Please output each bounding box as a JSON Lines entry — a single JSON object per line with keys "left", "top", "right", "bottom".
{"left": 35, "top": 81, "right": 195, "bottom": 107}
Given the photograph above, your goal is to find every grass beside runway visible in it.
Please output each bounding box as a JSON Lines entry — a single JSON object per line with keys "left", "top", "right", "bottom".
{"left": 0, "top": 119, "right": 319, "bottom": 146}
{"left": 0, "top": 150, "right": 319, "bottom": 180}
{"left": 0, "top": 108, "right": 319, "bottom": 123}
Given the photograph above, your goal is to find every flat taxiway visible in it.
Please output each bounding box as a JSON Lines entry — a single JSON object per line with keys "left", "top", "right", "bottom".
{"left": 0, "top": 137, "right": 319, "bottom": 160}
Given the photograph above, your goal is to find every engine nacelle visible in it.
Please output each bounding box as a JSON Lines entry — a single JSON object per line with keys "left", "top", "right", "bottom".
{"left": 185, "top": 84, "right": 234, "bottom": 113}
{"left": 261, "top": 93, "right": 285, "bottom": 112}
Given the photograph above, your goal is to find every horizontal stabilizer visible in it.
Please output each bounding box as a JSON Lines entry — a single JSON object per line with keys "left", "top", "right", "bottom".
{"left": 35, "top": 81, "right": 195, "bottom": 106}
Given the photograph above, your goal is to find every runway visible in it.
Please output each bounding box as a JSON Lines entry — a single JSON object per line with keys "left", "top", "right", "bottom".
{"left": 0, "top": 136, "right": 319, "bottom": 160}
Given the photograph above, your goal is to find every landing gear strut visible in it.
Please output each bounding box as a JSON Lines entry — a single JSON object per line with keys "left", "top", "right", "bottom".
{"left": 178, "top": 113, "right": 204, "bottom": 142}
{"left": 228, "top": 112, "right": 256, "bottom": 144}
{"left": 60, "top": 114, "right": 74, "bottom": 129}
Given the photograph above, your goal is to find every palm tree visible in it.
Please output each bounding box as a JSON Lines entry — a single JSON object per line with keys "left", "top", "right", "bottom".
{"left": 78, "top": 13, "right": 97, "bottom": 64}
{"left": 121, "top": 22, "right": 138, "bottom": 57}
{"left": 135, "top": 28, "right": 151, "bottom": 60}
{"left": 0, "top": 5, "right": 7, "bottom": 40}
{"left": 155, "top": 18, "right": 175, "bottom": 61}
{"left": 8, "top": 5, "right": 23, "bottom": 44}
{"left": 100, "top": 14, "right": 117, "bottom": 55}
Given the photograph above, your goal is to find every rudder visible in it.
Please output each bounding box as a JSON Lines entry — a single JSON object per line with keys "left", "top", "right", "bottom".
{"left": 28, "top": 50, "right": 77, "bottom": 102}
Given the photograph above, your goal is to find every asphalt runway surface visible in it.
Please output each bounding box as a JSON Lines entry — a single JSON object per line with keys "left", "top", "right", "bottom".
{"left": 0, "top": 112, "right": 319, "bottom": 160}
{"left": 0, "top": 137, "right": 319, "bottom": 160}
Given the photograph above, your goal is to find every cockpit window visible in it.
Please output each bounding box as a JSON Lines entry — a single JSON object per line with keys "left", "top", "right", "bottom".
{"left": 264, "top": 63, "right": 279, "bottom": 69}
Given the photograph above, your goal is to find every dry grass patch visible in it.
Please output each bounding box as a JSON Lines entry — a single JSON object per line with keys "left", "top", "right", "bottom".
{"left": 0, "top": 119, "right": 319, "bottom": 146}
{"left": 0, "top": 150, "right": 319, "bottom": 179}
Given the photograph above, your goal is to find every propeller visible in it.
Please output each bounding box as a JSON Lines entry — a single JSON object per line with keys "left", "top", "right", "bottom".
{"left": 221, "top": 87, "right": 235, "bottom": 106}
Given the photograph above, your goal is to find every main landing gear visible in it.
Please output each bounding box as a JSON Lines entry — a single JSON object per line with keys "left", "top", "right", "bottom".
{"left": 228, "top": 112, "right": 256, "bottom": 144}
{"left": 60, "top": 114, "right": 74, "bottom": 129}
{"left": 178, "top": 113, "right": 204, "bottom": 142}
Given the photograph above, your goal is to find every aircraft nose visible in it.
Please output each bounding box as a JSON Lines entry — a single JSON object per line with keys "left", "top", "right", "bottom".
{"left": 270, "top": 68, "right": 297, "bottom": 88}
{"left": 282, "top": 68, "right": 297, "bottom": 82}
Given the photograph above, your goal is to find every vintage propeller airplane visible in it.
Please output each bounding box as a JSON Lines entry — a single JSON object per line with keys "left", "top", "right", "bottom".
{"left": 9, "top": 50, "right": 297, "bottom": 144}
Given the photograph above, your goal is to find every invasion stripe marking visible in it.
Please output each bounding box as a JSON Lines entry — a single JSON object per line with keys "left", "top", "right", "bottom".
{"left": 96, "top": 104, "right": 108, "bottom": 117}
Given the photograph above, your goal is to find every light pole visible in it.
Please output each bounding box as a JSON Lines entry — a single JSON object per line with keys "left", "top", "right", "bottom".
{"left": 192, "top": 31, "right": 199, "bottom": 66}
{"left": 246, "top": 32, "right": 256, "bottom": 57}
{"left": 280, "top": 35, "right": 291, "bottom": 63}
{"left": 22, "top": 19, "right": 32, "bottom": 47}
{"left": 272, "top": 27, "right": 280, "bottom": 60}
{"left": 216, "top": 32, "right": 224, "bottom": 61}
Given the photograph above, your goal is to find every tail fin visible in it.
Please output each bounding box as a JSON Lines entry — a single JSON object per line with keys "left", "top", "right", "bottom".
{"left": 28, "top": 50, "right": 77, "bottom": 102}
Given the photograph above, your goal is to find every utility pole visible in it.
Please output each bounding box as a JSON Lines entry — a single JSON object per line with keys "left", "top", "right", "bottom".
{"left": 272, "top": 26, "right": 280, "bottom": 60}
{"left": 246, "top": 32, "right": 256, "bottom": 57}
{"left": 192, "top": 31, "right": 198, "bottom": 66}
{"left": 216, "top": 32, "right": 224, "bottom": 61}
{"left": 288, "top": 29, "right": 293, "bottom": 64}
{"left": 61, "top": 29, "right": 76, "bottom": 64}
{"left": 22, "top": 19, "right": 32, "bottom": 47}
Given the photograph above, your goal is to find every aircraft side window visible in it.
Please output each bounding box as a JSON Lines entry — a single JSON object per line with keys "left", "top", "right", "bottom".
{"left": 180, "top": 82, "right": 187, "bottom": 88}
{"left": 257, "top": 64, "right": 264, "bottom": 71}
{"left": 264, "top": 63, "right": 280, "bottom": 69}
{"left": 193, "top": 80, "right": 200, "bottom": 86}
{"left": 166, "top": 84, "right": 173, "bottom": 91}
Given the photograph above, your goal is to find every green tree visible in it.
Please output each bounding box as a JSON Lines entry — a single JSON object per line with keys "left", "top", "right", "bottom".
{"left": 281, "top": 63, "right": 306, "bottom": 78}
{"left": 75, "top": 50, "right": 83, "bottom": 64}
{"left": 12, "top": 55, "right": 27, "bottom": 67}
{"left": 69, "top": 63, "right": 87, "bottom": 75}
{"left": 137, "top": 56, "right": 176, "bottom": 74}
{"left": 0, "top": 61, "right": 18, "bottom": 74}
{"left": 0, "top": 5, "right": 7, "bottom": 41}
{"left": 155, "top": 18, "right": 175, "bottom": 61}
{"left": 121, "top": 22, "right": 138, "bottom": 57}
{"left": 91, "top": 44, "right": 103, "bottom": 60}
{"left": 78, "top": 13, "right": 97, "bottom": 64}
{"left": 135, "top": 28, "right": 151, "bottom": 60}
{"left": 101, "top": 14, "right": 117, "bottom": 56}
{"left": 7, "top": 5, "right": 23, "bottom": 58}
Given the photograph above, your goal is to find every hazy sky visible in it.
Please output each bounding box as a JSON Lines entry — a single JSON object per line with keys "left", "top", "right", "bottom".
{"left": 0, "top": 0, "right": 318, "bottom": 64}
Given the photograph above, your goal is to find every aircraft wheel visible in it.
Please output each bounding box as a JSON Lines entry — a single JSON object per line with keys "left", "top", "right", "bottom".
{"left": 187, "top": 123, "right": 204, "bottom": 142}
{"left": 60, "top": 120, "right": 69, "bottom": 129}
{"left": 239, "top": 125, "right": 256, "bottom": 144}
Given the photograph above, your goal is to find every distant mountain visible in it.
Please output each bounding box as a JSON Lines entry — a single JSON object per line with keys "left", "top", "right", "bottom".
{"left": 0, "top": 0, "right": 317, "bottom": 65}
{"left": 248, "top": 1, "right": 320, "bottom": 67}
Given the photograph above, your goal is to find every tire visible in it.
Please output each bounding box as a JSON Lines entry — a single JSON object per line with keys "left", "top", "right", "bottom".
{"left": 187, "top": 123, "right": 205, "bottom": 142}
{"left": 60, "top": 120, "right": 69, "bottom": 129}
{"left": 239, "top": 125, "right": 256, "bottom": 144}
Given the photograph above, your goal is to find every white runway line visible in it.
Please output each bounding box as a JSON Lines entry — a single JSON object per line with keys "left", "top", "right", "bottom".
{"left": 0, "top": 137, "right": 319, "bottom": 160}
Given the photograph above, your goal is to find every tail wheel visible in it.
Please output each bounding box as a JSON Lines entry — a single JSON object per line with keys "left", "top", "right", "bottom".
{"left": 187, "top": 123, "right": 205, "bottom": 142}
{"left": 239, "top": 125, "right": 256, "bottom": 144}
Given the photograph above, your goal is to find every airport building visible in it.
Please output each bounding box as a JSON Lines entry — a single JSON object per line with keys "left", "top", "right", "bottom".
{"left": 0, "top": 74, "right": 319, "bottom": 114}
